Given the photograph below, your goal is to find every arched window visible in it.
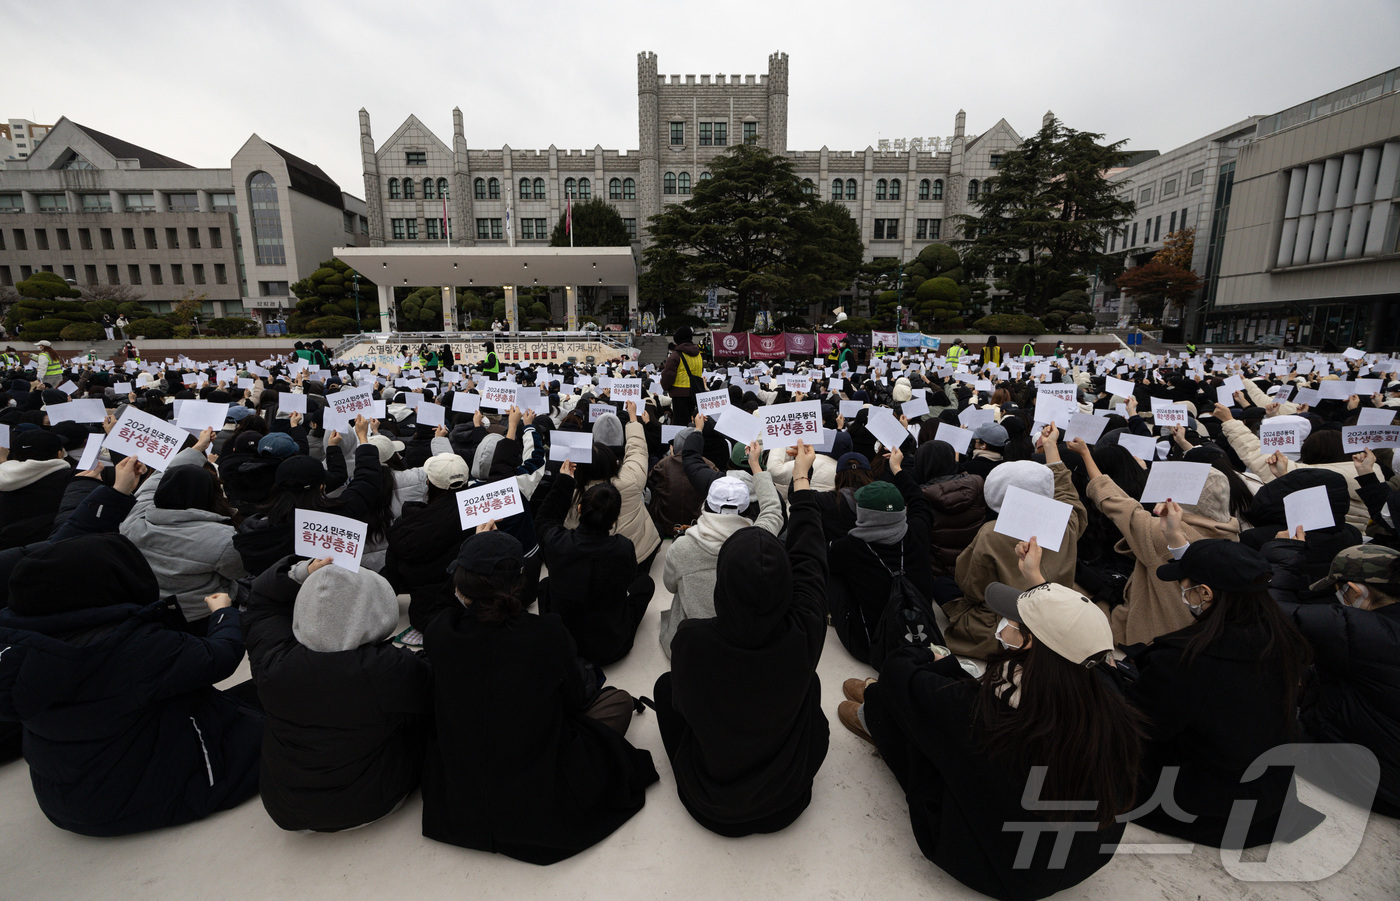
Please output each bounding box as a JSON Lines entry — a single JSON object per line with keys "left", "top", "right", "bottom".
{"left": 931, "top": 178, "right": 943, "bottom": 200}
{"left": 437, "top": 178, "right": 449, "bottom": 199}
{"left": 981, "top": 178, "right": 992, "bottom": 195}
{"left": 578, "top": 177, "right": 591, "bottom": 200}
{"left": 918, "top": 178, "right": 930, "bottom": 200}
{"left": 875, "top": 179, "right": 888, "bottom": 200}
{"left": 664, "top": 172, "right": 677, "bottom": 195}
{"left": 533, "top": 177, "right": 545, "bottom": 199}
{"left": 564, "top": 177, "right": 577, "bottom": 199}
{"left": 473, "top": 177, "right": 486, "bottom": 199}
{"left": 488, "top": 177, "right": 500, "bottom": 200}
{"left": 402, "top": 178, "right": 415, "bottom": 199}
{"left": 845, "top": 178, "right": 857, "bottom": 200}
{"left": 388, "top": 177, "right": 401, "bottom": 199}
{"left": 519, "top": 177, "right": 532, "bottom": 200}
{"left": 802, "top": 178, "right": 815, "bottom": 196}
{"left": 422, "top": 178, "right": 435, "bottom": 200}
{"left": 697, "top": 172, "right": 710, "bottom": 182}
{"left": 831, "top": 180, "right": 843, "bottom": 201}
{"left": 890, "top": 179, "right": 901, "bottom": 200}
{"left": 609, "top": 177, "right": 622, "bottom": 200}
{"left": 247, "top": 171, "right": 285, "bottom": 266}
{"left": 623, "top": 177, "right": 636, "bottom": 198}
{"left": 968, "top": 179, "right": 979, "bottom": 200}
{"left": 678, "top": 172, "right": 691, "bottom": 195}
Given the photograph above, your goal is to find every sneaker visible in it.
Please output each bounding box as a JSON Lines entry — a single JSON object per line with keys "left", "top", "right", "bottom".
{"left": 842, "top": 677, "right": 877, "bottom": 704}
{"left": 838, "top": 700, "right": 874, "bottom": 746}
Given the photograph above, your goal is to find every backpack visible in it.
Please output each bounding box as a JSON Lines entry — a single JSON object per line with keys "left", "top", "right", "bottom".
{"left": 861, "top": 542, "right": 943, "bottom": 670}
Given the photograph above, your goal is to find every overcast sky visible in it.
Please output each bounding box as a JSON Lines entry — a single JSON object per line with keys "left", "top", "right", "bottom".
{"left": 8, "top": 0, "right": 1399, "bottom": 193}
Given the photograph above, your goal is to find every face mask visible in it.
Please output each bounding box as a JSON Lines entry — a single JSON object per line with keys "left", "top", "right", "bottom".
{"left": 1181, "top": 585, "right": 1205, "bottom": 617}
{"left": 995, "top": 617, "right": 1022, "bottom": 650}
{"left": 1337, "top": 586, "right": 1353, "bottom": 607}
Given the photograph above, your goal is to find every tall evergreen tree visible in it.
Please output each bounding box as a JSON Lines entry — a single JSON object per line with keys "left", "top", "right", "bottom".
{"left": 644, "top": 144, "right": 863, "bottom": 328}
{"left": 957, "top": 118, "right": 1135, "bottom": 317}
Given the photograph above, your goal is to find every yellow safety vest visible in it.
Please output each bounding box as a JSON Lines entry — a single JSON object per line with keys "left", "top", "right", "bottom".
{"left": 671, "top": 351, "right": 702, "bottom": 389}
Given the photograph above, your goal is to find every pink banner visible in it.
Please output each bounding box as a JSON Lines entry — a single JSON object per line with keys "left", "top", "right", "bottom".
{"left": 749, "top": 333, "right": 787, "bottom": 360}
{"left": 816, "top": 332, "right": 846, "bottom": 356}
{"left": 784, "top": 332, "right": 815, "bottom": 357}
{"left": 712, "top": 331, "right": 749, "bottom": 358}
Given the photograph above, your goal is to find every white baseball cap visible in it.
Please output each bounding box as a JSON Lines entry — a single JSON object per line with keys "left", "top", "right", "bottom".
{"left": 365, "top": 434, "right": 407, "bottom": 464}
{"left": 35, "top": 340, "right": 53, "bottom": 348}
{"left": 705, "top": 476, "right": 750, "bottom": 514}
{"left": 985, "top": 581, "right": 1114, "bottom": 665}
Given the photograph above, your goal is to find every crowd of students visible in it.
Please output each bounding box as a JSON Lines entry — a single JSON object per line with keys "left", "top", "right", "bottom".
{"left": 0, "top": 328, "right": 1398, "bottom": 899}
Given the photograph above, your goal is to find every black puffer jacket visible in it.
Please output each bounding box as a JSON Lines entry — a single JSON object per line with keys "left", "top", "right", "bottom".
{"left": 921, "top": 474, "right": 986, "bottom": 578}
{"left": 0, "top": 458, "right": 73, "bottom": 549}
{"left": 1282, "top": 600, "right": 1400, "bottom": 816}
{"left": 242, "top": 557, "right": 431, "bottom": 832}
{"left": 1246, "top": 470, "right": 1362, "bottom": 603}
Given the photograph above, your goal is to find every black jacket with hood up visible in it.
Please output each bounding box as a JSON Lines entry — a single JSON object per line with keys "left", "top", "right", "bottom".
{"left": 666, "top": 488, "right": 829, "bottom": 830}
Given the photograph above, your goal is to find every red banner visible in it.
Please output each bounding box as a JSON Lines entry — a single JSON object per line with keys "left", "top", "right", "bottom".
{"left": 816, "top": 332, "right": 846, "bottom": 356}
{"left": 784, "top": 332, "right": 816, "bottom": 357}
{"left": 712, "top": 331, "right": 749, "bottom": 358}
{"left": 749, "top": 333, "right": 787, "bottom": 360}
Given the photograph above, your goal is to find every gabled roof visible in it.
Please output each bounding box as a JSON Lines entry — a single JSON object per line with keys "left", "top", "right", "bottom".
{"left": 966, "top": 118, "right": 1023, "bottom": 150}
{"left": 377, "top": 114, "right": 452, "bottom": 157}
{"left": 68, "top": 122, "right": 194, "bottom": 169}
{"left": 267, "top": 141, "right": 343, "bottom": 209}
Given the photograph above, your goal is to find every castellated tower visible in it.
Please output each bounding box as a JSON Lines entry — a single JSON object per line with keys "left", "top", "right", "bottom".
{"left": 766, "top": 51, "right": 789, "bottom": 153}
{"left": 637, "top": 51, "right": 660, "bottom": 242}
{"left": 359, "top": 109, "right": 384, "bottom": 247}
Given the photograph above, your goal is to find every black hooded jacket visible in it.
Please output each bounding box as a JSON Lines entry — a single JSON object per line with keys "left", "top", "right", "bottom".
{"left": 666, "top": 488, "right": 829, "bottom": 829}
{"left": 1245, "top": 470, "right": 1362, "bottom": 604}
{"left": 242, "top": 557, "right": 431, "bottom": 832}
{"left": 0, "top": 534, "right": 261, "bottom": 836}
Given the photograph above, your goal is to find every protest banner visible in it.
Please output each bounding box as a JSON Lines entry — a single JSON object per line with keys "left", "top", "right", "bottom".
{"left": 293, "top": 509, "right": 367, "bottom": 573}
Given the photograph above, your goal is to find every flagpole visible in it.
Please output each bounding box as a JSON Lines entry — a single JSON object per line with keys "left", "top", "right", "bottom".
{"left": 506, "top": 184, "right": 516, "bottom": 248}
{"left": 443, "top": 195, "right": 450, "bottom": 247}
{"left": 567, "top": 196, "right": 573, "bottom": 248}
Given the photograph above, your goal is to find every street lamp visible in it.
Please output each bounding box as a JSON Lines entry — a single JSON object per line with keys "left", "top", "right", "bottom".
{"left": 353, "top": 273, "right": 361, "bottom": 333}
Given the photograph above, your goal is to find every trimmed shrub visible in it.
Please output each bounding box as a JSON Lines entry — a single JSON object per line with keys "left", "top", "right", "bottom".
{"left": 208, "top": 317, "right": 257, "bottom": 337}
{"left": 59, "top": 322, "right": 105, "bottom": 341}
{"left": 657, "top": 313, "right": 707, "bottom": 333}
{"left": 19, "top": 318, "right": 71, "bottom": 341}
{"left": 127, "top": 317, "right": 174, "bottom": 339}
{"left": 306, "top": 315, "right": 358, "bottom": 337}
{"left": 971, "top": 314, "right": 1046, "bottom": 337}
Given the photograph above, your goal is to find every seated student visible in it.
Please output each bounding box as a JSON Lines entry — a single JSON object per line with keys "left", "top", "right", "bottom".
{"left": 1250, "top": 470, "right": 1363, "bottom": 604}
{"left": 946, "top": 424, "right": 1087, "bottom": 658}
{"left": 1284, "top": 545, "right": 1400, "bottom": 818}
{"left": 962, "top": 422, "right": 1007, "bottom": 479}
{"left": 0, "top": 428, "right": 74, "bottom": 550}
{"left": 563, "top": 402, "right": 662, "bottom": 571}
{"left": 839, "top": 538, "right": 1141, "bottom": 901}
{"left": 645, "top": 426, "right": 715, "bottom": 537}
{"left": 654, "top": 442, "right": 829, "bottom": 837}
{"left": 536, "top": 461, "right": 654, "bottom": 665}
{"left": 828, "top": 444, "right": 937, "bottom": 664}
{"left": 1128, "top": 540, "right": 1317, "bottom": 848}
{"left": 0, "top": 533, "right": 261, "bottom": 836}
{"left": 660, "top": 440, "right": 782, "bottom": 657}
{"left": 911, "top": 439, "right": 986, "bottom": 583}
{"left": 242, "top": 555, "right": 431, "bottom": 833}
{"left": 419, "top": 525, "right": 657, "bottom": 864}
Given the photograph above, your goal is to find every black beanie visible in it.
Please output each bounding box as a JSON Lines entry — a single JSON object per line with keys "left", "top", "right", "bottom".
{"left": 8, "top": 533, "right": 159, "bottom": 616}
{"left": 674, "top": 326, "right": 693, "bottom": 344}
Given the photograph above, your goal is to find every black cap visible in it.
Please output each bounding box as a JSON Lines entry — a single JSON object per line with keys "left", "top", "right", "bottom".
{"left": 274, "top": 455, "right": 326, "bottom": 491}
{"left": 448, "top": 530, "right": 524, "bottom": 576}
{"left": 673, "top": 325, "right": 693, "bottom": 344}
{"left": 12, "top": 429, "right": 63, "bottom": 461}
{"left": 1156, "top": 539, "right": 1271, "bottom": 592}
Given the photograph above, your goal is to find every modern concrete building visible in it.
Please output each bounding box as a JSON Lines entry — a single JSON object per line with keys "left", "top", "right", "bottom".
{"left": 0, "top": 119, "right": 54, "bottom": 166}
{"left": 358, "top": 51, "right": 1039, "bottom": 320}
{"left": 0, "top": 119, "right": 367, "bottom": 321}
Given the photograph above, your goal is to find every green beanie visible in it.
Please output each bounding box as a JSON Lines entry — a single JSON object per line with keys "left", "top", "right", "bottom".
{"left": 855, "top": 481, "right": 904, "bottom": 513}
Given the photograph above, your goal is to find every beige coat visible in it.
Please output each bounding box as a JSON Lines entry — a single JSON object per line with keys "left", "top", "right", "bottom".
{"left": 946, "top": 462, "right": 1087, "bottom": 659}
{"left": 1220, "top": 418, "right": 1368, "bottom": 528}
{"left": 566, "top": 420, "right": 661, "bottom": 562}
{"left": 1086, "top": 474, "right": 1240, "bottom": 647}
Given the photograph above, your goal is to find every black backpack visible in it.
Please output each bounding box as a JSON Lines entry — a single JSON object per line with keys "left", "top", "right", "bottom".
{"left": 862, "top": 542, "right": 943, "bottom": 671}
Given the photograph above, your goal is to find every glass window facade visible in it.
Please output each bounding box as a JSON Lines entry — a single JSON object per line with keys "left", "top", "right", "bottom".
{"left": 248, "top": 172, "right": 286, "bottom": 265}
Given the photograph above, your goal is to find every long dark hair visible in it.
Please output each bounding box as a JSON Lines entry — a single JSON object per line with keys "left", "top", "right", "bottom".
{"left": 453, "top": 566, "right": 522, "bottom": 624}
{"left": 257, "top": 484, "right": 341, "bottom": 526}
{"left": 974, "top": 641, "right": 1144, "bottom": 829}
{"left": 1181, "top": 586, "right": 1312, "bottom": 728}
{"left": 578, "top": 481, "right": 622, "bottom": 532}
{"left": 572, "top": 444, "right": 621, "bottom": 506}
{"left": 1300, "top": 430, "right": 1346, "bottom": 465}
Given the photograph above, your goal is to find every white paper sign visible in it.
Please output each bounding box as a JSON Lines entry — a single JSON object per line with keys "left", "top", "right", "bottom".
{"left": 1343, "top": 346, "right": 1366, "bottom": 360}
{"left": 1284, "top": 485, "right": 1335, "bottom": 535}
{"left": 1139, "top": 461, "right": 1212, "bottom": 506}
{"left": 866, "top": 407, "right": 910, "bottom": 452}
{"left": 1150, "top": 397, "right": 1188, "bottom": 426}
{"left": 548, "top": 430, "right": 594, "bottom": 463}
{"left": 1341, "top": 424, "right": 1400, "bottom": 453}
{"left": 57, "top": 379, "right": 79, "bottom": 396}
{"left": 1063, "top": 412, "right": 1109, "bottom": 446}
{"left": 958, "top": 406, "right": 995, "bottom": 430}
{"left": 588, "top": 403, "right": 615, "bottom": 424}
{"left": 176, "top": 399, "right": 228, "bottom": 434}
{"left": 0, "top": 424, "right": 8, "bottom": 449}
{"left": 993, "top": 485, "right": 1074, "bottom": 553}
{"left": 839, "top": 400, "right": 864, "bottom": 418}
{"left": 1259, "top": 418, "right": 1304, "bottom": 454}
{"left": 900, "top": 395, "right": 930, "bottom": 419}
{"left": 480, "top": 381, "right": 518, "bottom": 411}
{"left": 934, "top": 422, "right": 974, "bottom": 455}
{"left": 455, "top": 477, "right": 525, "bottom": 529}
{"left": 1117, "top": 433, "right": 1158, "bottom": 462}
{"left": 757, "top": 401, "right": 823, "bottom": 449}
{"left": 1357, "top": 407, "right": 1397, "bottom": 427}
{"left": 696, "top": 389, "right": 731, "bottom": 416}
{"left": 1105, "top": 375, "right": 1135, "bottom": 398}
{"left": 279, "top": 392, "right": 308, "bottom": 415}
{"left": 715, "top": 407, "right": 762, "bottom": 445}
{"left": 451, "top": 392, "right": 481, "bottom": 414}
{"left": 77, "top": 433, "right": 105, "bottom": 471}
{"left": 293, "top": 509, "right": 367, "bottom": 573}
{"left": 661, "top": 425, "right": 686, "bottom": 443}
{"left": 324, "top": 385, "right": 374, "bottom": 430}
{"left": 102, "top": 406, "right": 188, "bottom": 470}
{"left": 783, "top": 373, "right": 812, "bottom": 394}
{"left": 610, "top": 378, "right": 643, "bottom": 403}
{"left": 416, "top": 401, "right": 446, "bottom": 428}
{"left": 1035, "top": 385, "right": 1078, "bottom": 425}
{"left": 47, "top": 399, "right": 106, "bottom": 425}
